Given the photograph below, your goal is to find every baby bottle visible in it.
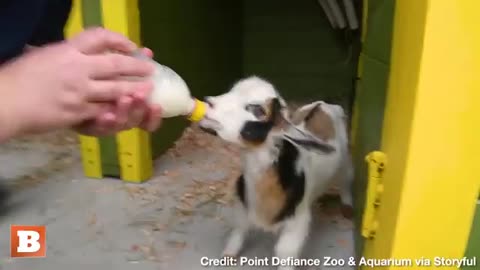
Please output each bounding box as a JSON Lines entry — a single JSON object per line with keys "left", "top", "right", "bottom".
{"left": 131, "top": 51, "right": 208, "bottom": 122}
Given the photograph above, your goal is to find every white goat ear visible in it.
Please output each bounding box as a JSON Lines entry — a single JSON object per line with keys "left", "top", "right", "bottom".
{"left": 290, "top": 101, "right": 324, "bottom": 125}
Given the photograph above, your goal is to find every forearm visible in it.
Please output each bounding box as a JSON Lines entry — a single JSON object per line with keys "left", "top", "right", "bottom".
{"left": 0, "top": 71, "right": 21, "bottom": 143}
{"left": 0, "top": 103, "right": 17, "bottom": 143}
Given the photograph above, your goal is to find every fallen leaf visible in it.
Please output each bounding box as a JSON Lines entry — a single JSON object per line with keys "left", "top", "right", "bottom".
{"left": 175, "top": 206, "right": 193, "bottom": 216}
{"left": 167, "top": 240, "right": 187, "bottom": 249}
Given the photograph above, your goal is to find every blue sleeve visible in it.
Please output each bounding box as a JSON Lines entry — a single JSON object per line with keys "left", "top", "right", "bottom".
{"left": 29, "top": 0, "right": 73, "bottom": 46}
{"left": 0, "top": 0, "right": 72, "bottom": 63}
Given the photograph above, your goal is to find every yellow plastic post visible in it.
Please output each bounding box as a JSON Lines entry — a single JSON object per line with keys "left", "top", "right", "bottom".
{"left": 100, "top": 0, "right": 153, "bottom": 182}
{"left": 66, "top": 0, "right": 103, "bottom": 179}
{"left": 65, "top": 0, "right": 84, "bottom": 37}
{"left": 78, "top": 135, "right": 103, "bottom": 179}
{"left": 361, "top": 0, "right": 480, "bottom": 268}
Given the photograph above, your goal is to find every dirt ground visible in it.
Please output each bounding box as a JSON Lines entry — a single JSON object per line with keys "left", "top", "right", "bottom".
{"left": 0, "top": 126, "right": 354, "bottom": 270}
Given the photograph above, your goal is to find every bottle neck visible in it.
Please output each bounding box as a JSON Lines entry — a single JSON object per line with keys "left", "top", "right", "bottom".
{"left": 188, "top": 98, "right": 196, "bottom": 114}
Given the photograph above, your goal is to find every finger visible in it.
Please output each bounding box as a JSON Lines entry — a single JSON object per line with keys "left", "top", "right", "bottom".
{"left": 70, "top": 27, "right": 137, "bottom": 54}
{"left": 125, "top": 99, "right": 147, "bottom": 129}
{"left": 115, "top": 96, "right": 133, "bottom": 128}
{"left": 131, "top": 86, "right": 152, "bottom": 103}
{"left": 78, "top": 103, "right": 106, "bottom": 121}
{"left": 74, "top": 113, "right": 116, "bottom": 136}
{"left": 140, "top": 105, "right": 163, "bottom": 132}
{"left": 126, "top": 90, "right": 150, "bottom": 129}
{"left": 140, "top": 47, "right": 154, "bottom": 58}
{"left": 73, "top": 120, "right": 97, "bottom": 136}
{"left": 72, "top": 102, "right": 115, "bottom": 135}
{"left": 95, "top": 112, "right": 118, "bottom": 135}
{"left": 88, "top": 53, "right": 155, "bottom": 79}
{"left": 86, "top": 80, "right": 153, "bottom": 102}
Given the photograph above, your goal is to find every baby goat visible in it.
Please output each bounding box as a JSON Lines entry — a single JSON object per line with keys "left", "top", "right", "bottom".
{"left": 198, "top": 76, "right": 353, "bottom": 270}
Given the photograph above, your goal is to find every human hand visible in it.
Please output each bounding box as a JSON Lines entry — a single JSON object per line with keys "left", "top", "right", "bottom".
{"left": 0, "top": 27, "right": 155, "bottom": 141}
{"left": 73, "top": 86, "right": 163, "bottom": 136}
{"left": 72, "top": 47, "right": 163, "bottom": 136}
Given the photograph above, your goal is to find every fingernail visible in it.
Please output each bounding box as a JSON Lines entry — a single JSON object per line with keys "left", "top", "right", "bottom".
{"left": 103, "top": 112, "right": 116, "bottom": 122}
{"left": 133, "top": 91, "right": 145, "bottom": 100}
{"left": 145, "top": 48, "right": 154, "bottom": 58}
{"left": 121, "top": 96, "right": 132, "bottom": 105}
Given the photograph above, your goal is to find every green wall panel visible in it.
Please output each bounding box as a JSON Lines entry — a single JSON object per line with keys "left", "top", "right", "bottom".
{"left": 98, "top": 136, "right": 120, "bottom": 177}
{"left": 242, "top": 0, "right": 360, "bottom": 110}
{"left": 363, "top": 0, "right": 395, "bottom": 63}
{"left": 352, "top": 0, "right": 395, "bottom": 258}
{"left": 139, "top": 0, "right": 243, "bottom": 158}
{"left": 463, "top": 200, "right": 480, "bottom": 269}
{"left": 81, "top": 0, "right": 102, "bottom": 28}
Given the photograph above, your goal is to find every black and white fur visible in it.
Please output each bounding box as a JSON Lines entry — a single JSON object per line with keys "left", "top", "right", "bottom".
{"left": 198, "top": 76, "right": 353, "bottom": 270}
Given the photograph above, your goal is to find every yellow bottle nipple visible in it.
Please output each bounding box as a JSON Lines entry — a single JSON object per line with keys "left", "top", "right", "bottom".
{"left": 188, "top": 99, "right": 207, "bottom": 122}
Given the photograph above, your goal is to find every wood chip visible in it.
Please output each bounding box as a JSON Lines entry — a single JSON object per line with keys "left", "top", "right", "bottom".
{"left": 152, "top": 223, "right": 166, "bottom": 231}
{"left": 167, "top": 240, "right": 187, "bottom": 249}
{"left": 175, "top": 206, "right": 193, "bottom": 216}
{"left": 183, "top": 193, "right": 194, "bottom": 199}
{"left": 88, "top": 213, "right": 97, "bottom": 226}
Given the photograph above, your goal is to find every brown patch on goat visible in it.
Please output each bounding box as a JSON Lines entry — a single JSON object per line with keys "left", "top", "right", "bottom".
{"left": 305, "top": 105, "right": 335, "bottom": 141}
{"left": 290, "top": 107, "right": 310, "bottom": 125}
{"left": 265, "top": 98, "right": 289, "bottom": 131}
{"left": 292, "top": 104, "right": 336, "bottom": 141}
{"left": 254, "top": 166, "right": 286, "bottom": 226}
{"left": 242, "top": 139, "right": 265, "bottom": 148}
{"left": 262, "top": 98, "right": 275, "bottom": 119}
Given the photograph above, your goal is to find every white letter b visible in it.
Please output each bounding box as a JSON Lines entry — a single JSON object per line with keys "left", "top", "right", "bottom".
{"left": 17, "top": 230, "right": 41, "bottom": 252}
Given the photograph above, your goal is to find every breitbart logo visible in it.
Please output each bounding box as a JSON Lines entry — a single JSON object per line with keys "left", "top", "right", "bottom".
{"left": 10, "top": 225, "right": 46, "bottom": 258}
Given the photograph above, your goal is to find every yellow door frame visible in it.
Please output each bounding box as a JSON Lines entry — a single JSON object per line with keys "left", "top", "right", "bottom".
{"left": 361, "top": 0, "right": 480, "bottom": 268}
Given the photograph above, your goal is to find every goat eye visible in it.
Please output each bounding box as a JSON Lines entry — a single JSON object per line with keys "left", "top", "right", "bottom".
{"left": 245, "top": 104, "right": 266, "bottom": 118}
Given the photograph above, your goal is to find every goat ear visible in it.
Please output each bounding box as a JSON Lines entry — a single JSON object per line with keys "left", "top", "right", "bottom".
{"left": 291, "top": 102, "right": 321, "bottom": 125}
{"left": 283, "top": 134, "right": 336, "bottom": 154}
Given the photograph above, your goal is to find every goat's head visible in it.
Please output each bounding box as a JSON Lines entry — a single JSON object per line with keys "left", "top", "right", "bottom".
{"left": 198, "top": 76, "right": 289, "bottom": 148}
